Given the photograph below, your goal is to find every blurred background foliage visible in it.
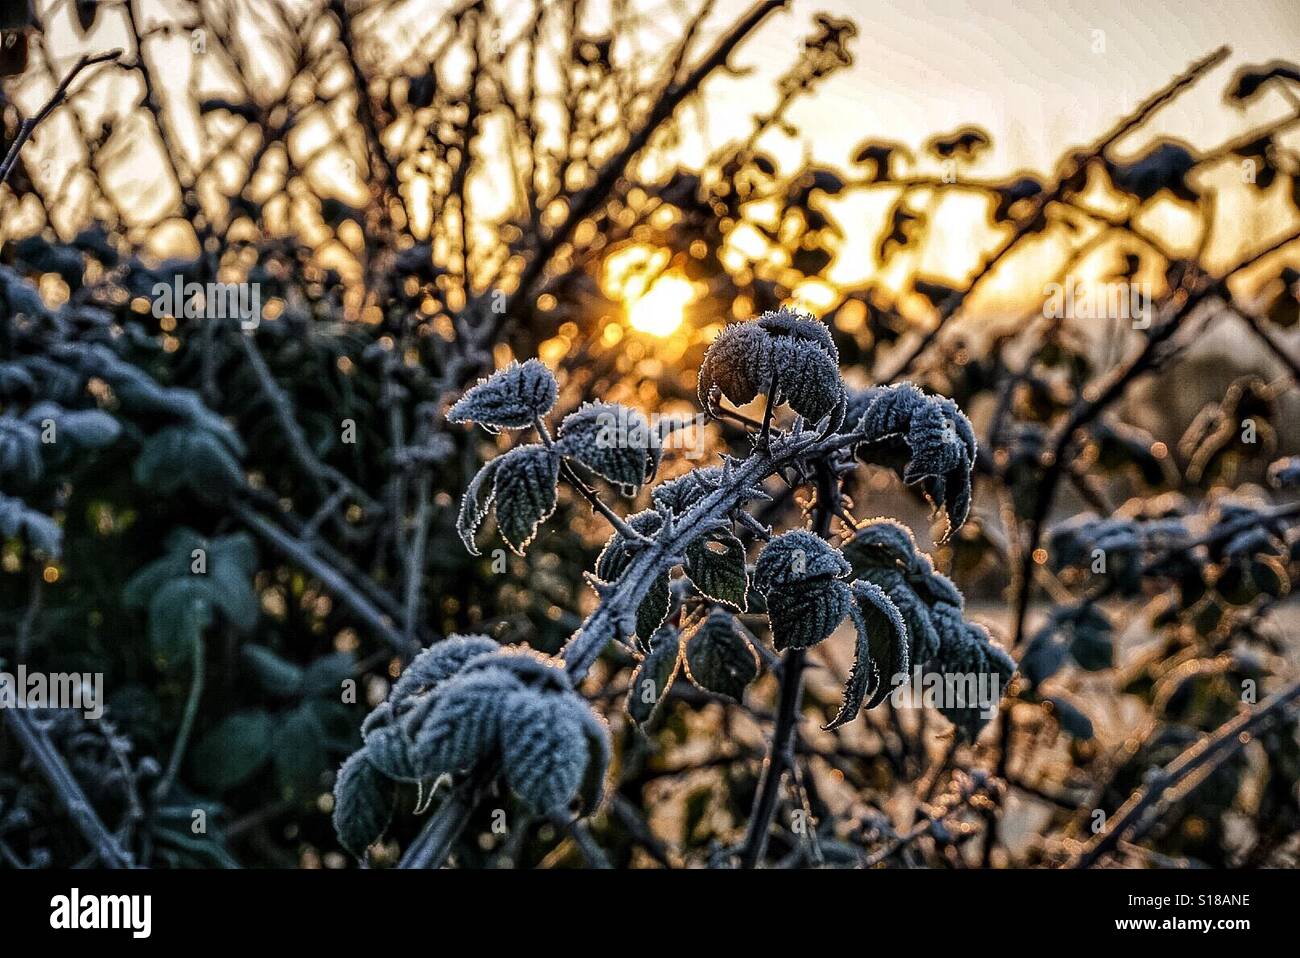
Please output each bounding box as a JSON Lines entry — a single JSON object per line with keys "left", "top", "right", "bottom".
{"left": 1, "top": 0, "right": 1299, "bottom": 868}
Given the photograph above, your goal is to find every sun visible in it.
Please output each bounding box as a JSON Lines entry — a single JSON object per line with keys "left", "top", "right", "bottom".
{"left": 627, "top": 273, "right": 695, "bottom": 337}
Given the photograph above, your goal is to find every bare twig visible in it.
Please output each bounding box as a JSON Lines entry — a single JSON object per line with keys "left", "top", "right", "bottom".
{"left": 0, "top": 49, "right": 122, "bottom": 187}
{"left": 1069, "top": 680, "right": 1300, "bottom": 868}
{"left": 230, "top": 499, "right": 417, "bottom": 657}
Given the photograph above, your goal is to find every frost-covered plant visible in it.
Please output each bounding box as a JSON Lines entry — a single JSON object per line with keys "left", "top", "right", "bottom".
{"left": 334, "top": 637, "right": 610, "bottom": 856}
{"left": 334, "top": 307, "right": 1015, "bottom": 865}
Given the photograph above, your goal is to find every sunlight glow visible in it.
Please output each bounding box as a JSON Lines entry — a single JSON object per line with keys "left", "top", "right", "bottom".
{"left": 628, "top": 273, "right": 695, "bottom": 337}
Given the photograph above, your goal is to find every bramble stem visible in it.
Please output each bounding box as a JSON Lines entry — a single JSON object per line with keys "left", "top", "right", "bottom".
{"left": 738, "top": 461, "right": 838, "bottom": 868}
{"left": 560, "top": 460, "right": 650, "bottom": 545}
{"left": 3, "top": 709, "right": 134, "bottom": 868}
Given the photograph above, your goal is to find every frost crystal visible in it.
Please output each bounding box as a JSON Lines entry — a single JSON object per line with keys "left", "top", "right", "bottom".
{"left": 697, "top": 308, "right": 847, "bottom": 428}
{"left": 335, "top": 641, "right": 611, "bottom": 856}
{"left": 447, "top": 359, "right": 559, "bottom": 430}
{"left": 457, "top": 443, "right": 560, "bottom": 555}
{"left": 848, "top": 383, "right": 978, "bottom": 536}
{"left": 555, "top": 401, "right": 658, "bottom": 492}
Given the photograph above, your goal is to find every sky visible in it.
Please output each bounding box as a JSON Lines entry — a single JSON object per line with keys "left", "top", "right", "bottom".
{"left": 698, "top": 0, "right": 1300, "bottom": 176}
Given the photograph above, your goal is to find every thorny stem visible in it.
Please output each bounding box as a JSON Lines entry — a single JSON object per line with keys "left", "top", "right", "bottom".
{"left": 738, "top": 460, "right": 838, "bottom": 868}
{"left": 860, "top": 774, "right": 994, "bottom": 868}
{"left": 3, "top": 709, "right": 133, "bottom": 868}
{"left": 560, "top": 460, "right": 651, "bottom": 545}
{"left": 407, "top": 428, "right": 869, "bottom": 873}
{"left": 561, "top": 425, "right": 868, "bottom": 681}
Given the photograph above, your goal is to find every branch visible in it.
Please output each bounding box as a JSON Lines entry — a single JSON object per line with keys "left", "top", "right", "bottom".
{"left": 1008, "top": 223, "right": 1300, "bottom": 650}
{"left": 230, "top": 499, "right": 417, "bottom": 657}
{"left": 881, "top": 45, "right": 1230, "bottom": 381}
{"left": 560, "top": 425, "right": 867, "bottom": 681}
{"left": 2, "top": 709, "right": 134, "bottom": 868}
{"left": 1068, "top": 680, "right": 1300, "bottom": 869}
{"left": 235, "top": 332, "right": 380, "bottom": 512}
{"left": 737, "top": 460, "right": 837, "bottom": 867}
{"left": 397, "top": 779, "right": 481, "bottom": 869}
{"left": 0, "top": 49, "right": 122, "bottom": 187}
{"left": 499, "top": 0, "right": 788, "bottom": 327}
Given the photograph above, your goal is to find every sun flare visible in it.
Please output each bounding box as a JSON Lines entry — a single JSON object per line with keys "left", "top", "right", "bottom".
{"left": 627, "top": 273, "right": 695, "bottom": 337}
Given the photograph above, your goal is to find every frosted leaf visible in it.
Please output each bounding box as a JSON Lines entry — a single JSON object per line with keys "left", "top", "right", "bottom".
{"left": 492, "top": 445, "right": 560, "bottom": 554}
{"left": 389, "top": 634, "right": 500, "bottom": 704}
{"left": 758, "top": 308, "right": 839, "bottom": 356}
{"left": 927, "top": 600, "right": 966, "bottom": 656}
{"left": 697, "top": 309, "right": 846, "bottom": 427}
{"left": 360, "top": 701, "right": 393, "bottom": 738}
{"left": 932, "top": 621, "right": 1015, "bottom": 739}
{"left": 403, "top": 668, "right": 523, "bottom": 779}
{"left": 754, "top": 530, "right": 853, "bottom": 651}
{"left": 556, "top": 401, "right": 656, "bottom": 492}
{"left": 457, "top": 443, "right": 559, "bottom": 555}
{"left": 684, "top": 529, "right": 748, "bottom": 610}
{"left": 457, "top": 646, "right": 573, "bottom": 693}
{"left": 913, "top": 566, "right": 965, "bottom": 610}
{"left": 594, "top": 510, "right": 672, "bottom": 643}
{"left": 854, "top": 383, "right": 927, "bottom": 439}
{"left": 824, "top": 580, "right": 908, "bottom": 729}
{"left": 683, "top": 607, "right": 759, "bottom": 701}
{"left": 626, "top": 626, "right": 683, "bottom": 726}
{"left": 842, "top": 518, "right": 921, "bottom": 574}
{"left": 902, "top": 401, "right": 967, "bottom": 483}
{"left": 499, "top": 689, "right": 592, "bottom": 813}
{"left": 766, "top": 332, "right": 845, "bottom": 426}
{"left": 333, "top": 752, "right": 396, "bottom": 859}
{"left": 857, "top": 566, "right": 941, "bottom": 664}
{"left": 753, "top": 529, "right": 851, "bottom": 593}
{"left": 636, "top": 572, "right": 672, "bottom": 645}
{"left": 573, "top": 704, "right": 612, "bottom": 813}
{"left": 696, "top": 322, "right": 772, "bottom": 412}
{"left": 935, "top": 396, "right": 977, "bottom": 461}
{"left": 447, "top": 359, "right": 558, "bottom": 430}
{"left": 852, "top": 383, "right": 977, "bottom": 536}
{"left": 765, "top": 576, "right": 852, "bottom": 651}
{"left": 0, "top": 493, "right": 62, "bottom": 556}
{"left": 362, "top": 722, "right": 419, "bottom": 781}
